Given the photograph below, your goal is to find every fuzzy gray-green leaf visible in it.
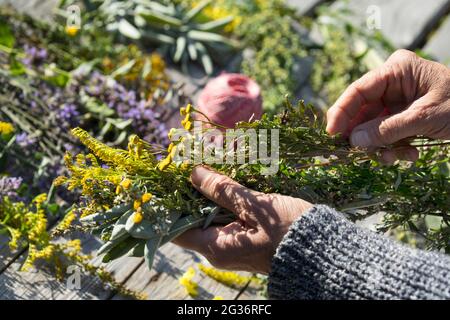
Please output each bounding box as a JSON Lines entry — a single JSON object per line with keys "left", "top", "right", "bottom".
{"left": 197, "top": 16, "right": 234, "bottom": 31}
{"left": 118, "top": 19, "right": 141, "bottom": 40}
{"left": 80, "top": 204, "right": 132, "bottom": 223}
{"left": 144, "top": 237, "right": 162, "bottom": 269}
{"left": 97, "top": 233, "right": 130, "bottom": 256}
{"left": 125, "top": 212, "right": 159, "bottom": 239}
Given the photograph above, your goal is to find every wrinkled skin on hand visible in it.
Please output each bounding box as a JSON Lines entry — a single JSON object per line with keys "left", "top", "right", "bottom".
{"left": 327, "top": 49, "right": 450, "bottom": 163}
{"left": 173, "top": 166, "right": 312, "bottom": 274}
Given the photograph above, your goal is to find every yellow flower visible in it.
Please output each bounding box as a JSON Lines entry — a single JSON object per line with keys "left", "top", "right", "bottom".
{"left": 0, "top": 121, "right": 14, "bottom": 135}
{"left": 157, "top": 156, "right": 172, "bottom": 171}
{"left": 65, "top": 25, "right": 79, "bottom": 37}
{"left": 120, "top": 179, "right": 132, "bottom": 190}
{"left": 181, "top": 113, "right": 191, "bottom": 126}
{"left": 133, "top": 199, "right": 142, "bottom": 210}
{"left": 180, "top": 104, "right": 192, "bottom": 116}
{"left": 133, "top": 211, "right": 143, "bottom": 224}
{"left": 33, "top": 193, "right": 47, "bottom": 205}
{"left": 213, "top": 296, "right": 224, "bottom": 300}
{"left": 179, "top": 267, "right": 198, "bottom": 297}
{"left": 198, "top": 263, "right": 257, "bottom": 288}
{"left": 53, "top": 176, "right": 68, "bottom": 186}
{"left": 55, "top": 209, "right": 77, "bottom": 231}
{"left": 183, "top": 120, "right": 192, "bottom": 131}
{"left": 167, "top": 143, "right": 174, "bottom": 154}
{"left": 141, "top": 193, "right": 152, "bottom": 203}
{"left": 115, "top": 185, "right": 122, "bottom": 195}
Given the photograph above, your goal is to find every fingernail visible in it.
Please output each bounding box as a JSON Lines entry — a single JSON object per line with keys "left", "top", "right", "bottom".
{"left": 325, "top": 123, "right": 333, "bottom": 134}
{"left": 191, "top": 166, "right": 211, "bottom": 187}
{"left": 350, "top": 130, "right": 371, "bottom": 148}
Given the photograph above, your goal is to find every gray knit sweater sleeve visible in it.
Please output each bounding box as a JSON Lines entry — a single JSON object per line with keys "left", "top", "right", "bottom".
{"left": 268, "top": 205, "right": 450, "bottom": 299}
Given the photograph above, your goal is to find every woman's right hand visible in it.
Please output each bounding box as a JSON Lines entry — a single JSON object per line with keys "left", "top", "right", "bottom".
{"left": 326, "top": 49, "right": 450, "bottom": 164}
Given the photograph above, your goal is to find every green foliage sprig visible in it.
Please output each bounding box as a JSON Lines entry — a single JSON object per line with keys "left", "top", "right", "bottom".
{"left": 235, "top": 10, "right": 307, "bottom": 112}
{"left": 59, "top": 0, "right": 238, "bottom": 75}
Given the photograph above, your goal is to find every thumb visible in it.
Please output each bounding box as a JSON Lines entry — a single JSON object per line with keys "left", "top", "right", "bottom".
{"left": 349, "top": 93, "right": 439, "bottom": 148}
{"left": 350, "top": 108, "right": 423, "bottom": 148}
{"left": 190, "top": 165, "right": 261, "bottom": 225}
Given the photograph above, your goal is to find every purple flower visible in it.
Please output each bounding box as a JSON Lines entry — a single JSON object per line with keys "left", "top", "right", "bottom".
{"left": 58, "top": 103, "right": 80, "bottom": 126}
{"left": 15, "top": 132, "right": 36, "bottom": 147}
{"left": 22, "top": 45, "right": 47, "bottom": 67}
{"left": 0, "top": 176, "right": 23, "bottom": 201}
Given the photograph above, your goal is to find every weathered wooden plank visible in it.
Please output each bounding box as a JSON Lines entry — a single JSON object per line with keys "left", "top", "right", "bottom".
{"left": 112, "top": 243, "right": 250, "bottom": 300}
{"left": 0, "top": 234, "right": 143, "bottom": 300}
{"left": 331, "top": 0, "right": 450, "bottom": 49}
{"left": 236, "top": 286, "right": 266, "bottom": 300}
{"left": 0, "top": 235, "right": 25, "bottom": 273}
{"left": 286, "top": 0, "right": 329, "bottom": 16}
{"left": 424, "top": 16, "right": 450, "bottom": 65}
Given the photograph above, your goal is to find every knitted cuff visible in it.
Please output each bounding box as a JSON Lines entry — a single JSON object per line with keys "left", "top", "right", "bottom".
{"left": 268, "top": 205, "right": 450, "bottom": 300}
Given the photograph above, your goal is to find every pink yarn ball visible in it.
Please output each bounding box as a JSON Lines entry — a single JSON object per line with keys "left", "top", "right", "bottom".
{"left": 196, "top": 73, "right": 263, "bottom": 128}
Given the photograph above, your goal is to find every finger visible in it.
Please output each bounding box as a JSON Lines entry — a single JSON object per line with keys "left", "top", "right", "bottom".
{"left": 346, "top": 102, "right": 386, "bottom": 136}
{"left": 190, "top": 165, "right": 262, "bottom": 224}
{"left": 379, "top": 146, "right": 419, "bottom": 165}
{"left": 349, "top": 109, "right": 423, "bottom": 148}
{"left": 326, "top": 68, "right": 389, "bottom": 135}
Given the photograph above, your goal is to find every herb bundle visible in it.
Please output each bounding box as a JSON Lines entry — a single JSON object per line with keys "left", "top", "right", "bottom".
{"left": 56, "top": 100, "right": 450, "bottom": 272}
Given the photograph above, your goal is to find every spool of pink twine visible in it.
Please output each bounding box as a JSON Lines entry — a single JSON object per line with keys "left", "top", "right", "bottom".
{"left": 196, "top": 73, "right": 263, "bottom": 128}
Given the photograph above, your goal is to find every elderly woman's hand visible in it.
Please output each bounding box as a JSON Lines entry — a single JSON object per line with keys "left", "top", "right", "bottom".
{"left": 173, "top": 166, "right": 312, "bottom": 274}
{"left": 326, "top": 49, "right": 450, "bottom": 164}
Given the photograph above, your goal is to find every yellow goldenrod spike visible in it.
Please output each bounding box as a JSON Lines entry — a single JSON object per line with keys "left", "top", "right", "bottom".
{"left": 133, "top": 199, "right": 142, "bottom": 210}
{"left": 185, "top": 104, "right": 192, "bottom": 114}
{"left": 65, "top": 25, "right": 79, "bottom": 37}
{"left": 33, "top": 193, "right": 47, "bottom": 205}
{"left": 179, "top": 267, "right": 198, "bottom": 297}
{"left": 53, "top": 176, "right": 68, "bottom": 186}
{"left": 120, "top": 179, "right": 132, "bottom": 189}
{"left": 180, "top": 107, "right": 187, "bottom": 116}
{"left": 141, "top": 193, "right": 152, "bottom": 203}
{"left": 198, "top": 263, "right": 253, "bottom": 288}
{"left": 133, "top": 211, "right": 144, "bottom": 224}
